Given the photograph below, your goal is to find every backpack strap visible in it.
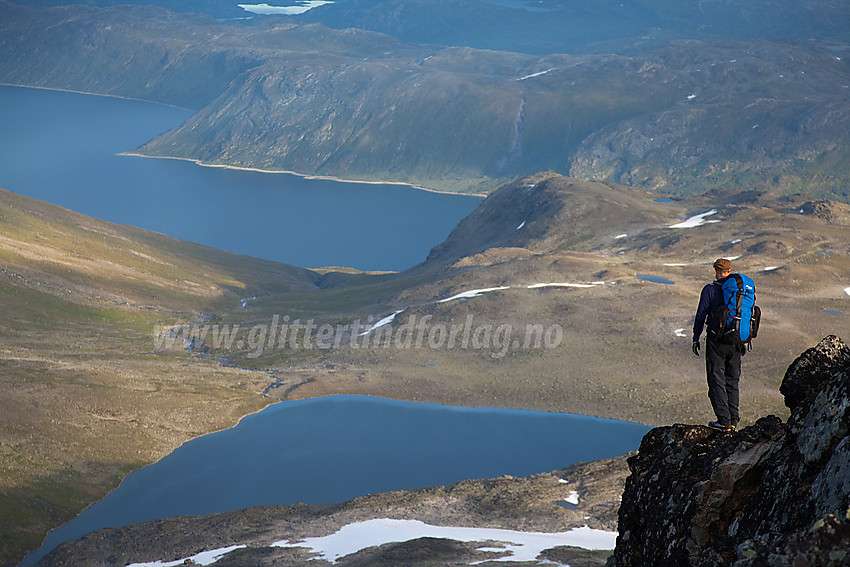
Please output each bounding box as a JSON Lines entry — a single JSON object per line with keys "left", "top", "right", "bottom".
{"left": 730, "top": 273, "right": 745, "bottom": 322}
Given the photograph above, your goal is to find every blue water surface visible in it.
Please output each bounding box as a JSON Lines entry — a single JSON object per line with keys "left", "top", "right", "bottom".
{"left": 24, "top": 395, "right": 649, "bottom": 565}
{"left": 636, "top": 274, "right": 675, "bottom": 285}
{"left": 0, "top": 86, "right": 481, "bottom": 271}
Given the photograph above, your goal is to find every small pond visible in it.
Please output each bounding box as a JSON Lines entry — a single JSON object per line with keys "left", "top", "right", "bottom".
{"left": 636, "top": 274, "right": 675, "bottom": 285}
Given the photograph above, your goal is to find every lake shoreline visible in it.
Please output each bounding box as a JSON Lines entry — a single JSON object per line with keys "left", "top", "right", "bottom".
{"left": 0, "top": 82, "right": 194, "bottom": 111}
{"left": 120, "top": 151, "right": 489, "bottom": 197}
{"left": 1, "top": 83, "right": 488, "bottom": 196}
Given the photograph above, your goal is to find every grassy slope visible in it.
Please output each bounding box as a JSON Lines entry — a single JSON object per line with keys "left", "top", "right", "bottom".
{"left": 0, "top": 187, "right": 323, "bottom": 565}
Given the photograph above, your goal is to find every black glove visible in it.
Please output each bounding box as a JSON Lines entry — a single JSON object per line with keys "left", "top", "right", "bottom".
{"left": 692, "top": 341, "right": 700, "bottom": 356}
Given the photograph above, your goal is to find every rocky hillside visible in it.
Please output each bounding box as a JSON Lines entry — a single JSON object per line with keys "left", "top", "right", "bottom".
{"left": 614, "top": 335, "right": 850, "bottom": 566}
{"left": 2, "top": 2, "right": 850, "bottom": 196}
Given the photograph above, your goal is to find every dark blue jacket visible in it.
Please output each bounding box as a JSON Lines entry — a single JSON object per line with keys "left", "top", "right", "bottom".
{"left": 693, "top": 280, "right": 723, "bottom": 343}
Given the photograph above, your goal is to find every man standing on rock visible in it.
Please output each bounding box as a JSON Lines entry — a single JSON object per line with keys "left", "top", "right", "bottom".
{"left": 692, "top": 258, "right": 741, "bottom": 432}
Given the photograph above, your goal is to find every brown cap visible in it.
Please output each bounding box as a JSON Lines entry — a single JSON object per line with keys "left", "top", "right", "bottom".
{"left": 713, "top": 258, "right": 732, "bottom": 272}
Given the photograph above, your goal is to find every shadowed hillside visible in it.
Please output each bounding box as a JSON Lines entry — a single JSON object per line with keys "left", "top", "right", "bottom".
{"left": 2, "top": 1, "right": 849, "bottom": 196}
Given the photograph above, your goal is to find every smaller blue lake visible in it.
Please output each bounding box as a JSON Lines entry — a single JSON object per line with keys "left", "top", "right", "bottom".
{"left": 636, "top": 274, "right": 675, "bottom": 285}
{"left": 24, "top": 395, "right": 650, "bottom": 565}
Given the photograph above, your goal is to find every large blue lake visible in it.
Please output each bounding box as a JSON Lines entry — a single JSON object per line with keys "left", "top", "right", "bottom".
{"left": 0, "top": 86, "right": 481, "bottom": 271}
{"left": 25, "top": 395, "right": 650, "bottom": 566}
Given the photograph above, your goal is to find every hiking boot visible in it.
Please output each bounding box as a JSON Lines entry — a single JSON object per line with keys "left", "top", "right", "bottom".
{"left": 708, "top": 421, "right": 734, "bottom": 432}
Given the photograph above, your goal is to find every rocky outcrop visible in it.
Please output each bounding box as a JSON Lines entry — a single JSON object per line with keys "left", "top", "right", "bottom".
{"left": 613, "top": 335, "right": 850, "bottom": 566}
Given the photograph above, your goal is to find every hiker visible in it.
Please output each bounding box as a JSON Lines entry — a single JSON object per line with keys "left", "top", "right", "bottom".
{"left": 692, "top": 258, "right": 743, "bottom": 432}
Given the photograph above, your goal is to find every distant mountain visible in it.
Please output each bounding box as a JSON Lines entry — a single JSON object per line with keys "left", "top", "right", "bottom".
{"left": 3, "top": 2, "right": 850, "bottom": 196}
{"left": 296, "top": 0, "right": 850, "bottom": 55}
{"left": 11, "top": 0, "right": 850, "bottom": 54}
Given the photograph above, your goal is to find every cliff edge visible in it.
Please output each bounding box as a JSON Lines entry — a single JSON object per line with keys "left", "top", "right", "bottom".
{"left": 614, "top": 335, "right": 850, "bottom": 566}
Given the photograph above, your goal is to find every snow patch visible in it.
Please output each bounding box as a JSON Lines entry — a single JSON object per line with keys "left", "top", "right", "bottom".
{"left": 239, "top": 1, "right": 333, "bottom": 15}
{"left": 663, "top": 263, "right": 688, "bottom": 267}
{"left": 845, "top": 287, "right": 850, "bottom": 296}
{"left": 687, "top": 94, "right": 697, "bottom": 100}
{"left": 359, "top": 310, "right": 404, "bottom": 336}
{"left": 763, "top": 266, "right": 781, "bottom": 272}
{"left": 615, "top": 233, "right": 628, "bottom": 239}
{"left": 438, "top": 286, "right": 510, "bottom": 303}
{"left": 668, "top": 209, "right": 719, "bottom": 229}
{"left": 126, "top": 545, "right": 247, "bottom": 567}
{"left": 564, "top": 491, "right": 580, "bottom": 505}
{"left": 674, "top": 328, "right": 688, "bottom": 337}
{"left": 271, "top": 519, "right": 616, "bottom": 564}
{"left": 517, "top": 221, "right": 526, "bottom": 230}
{"left": 517, "top": 68, "right": 557, "bottom": 81}
{"left": 527, "top": 282, "right": 604, "bottom": 289}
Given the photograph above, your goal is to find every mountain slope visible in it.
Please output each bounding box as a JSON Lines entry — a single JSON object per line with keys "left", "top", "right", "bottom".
{"left": 34, "top": 455, "right": 631, "bottom": 567}
{"left": 2, "top": 2, "right": 849, "bottom": 196}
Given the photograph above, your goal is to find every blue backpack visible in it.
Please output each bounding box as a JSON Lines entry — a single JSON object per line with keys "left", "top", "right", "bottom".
{"left": 710, "top": 273, "right": 761, "bottom": 349}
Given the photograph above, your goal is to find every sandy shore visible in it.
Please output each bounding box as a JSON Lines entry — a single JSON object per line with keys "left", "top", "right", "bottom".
{"left": 120, "top": 152, "right": 489, "bottom": 197}
{"left": 4, "top": 83, "right": 488, "bottom": 197}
